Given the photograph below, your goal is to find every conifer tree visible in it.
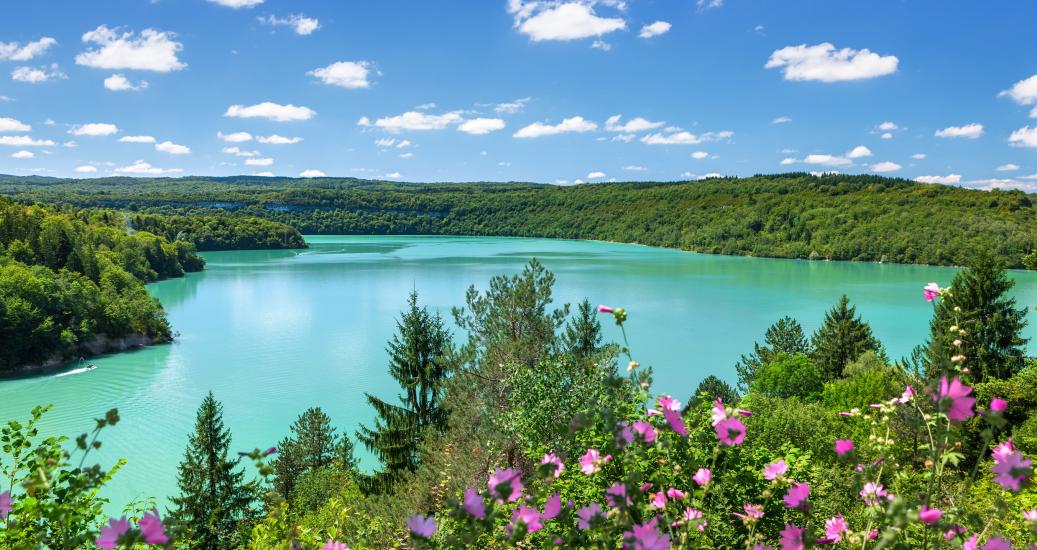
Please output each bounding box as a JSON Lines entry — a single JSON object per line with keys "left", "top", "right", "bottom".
{"left": 562, "top": 299, "right": 604, "bottom": 360}
{"left": 169, "top": 392, "right": 257, "bottom": 549}
{"left": 735, "top": 316, "right": 811, "bottom": 391}
{"left": 272, "top": 407, "right": 346, "bottom": 500}
{"left": 810, "top": 295, "right": 883, "bottom": 381}
{"left": 925, "top": 254, "right": 1028, "bottom": 381}
{"left": 357, "top": 290, "right": 452, "bottom": 493}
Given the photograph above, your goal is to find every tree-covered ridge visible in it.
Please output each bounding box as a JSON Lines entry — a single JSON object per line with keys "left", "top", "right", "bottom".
{"left": 127, "top": 213, "right": 307, "bottom": 251}
{"left": 2, "top": 173, "right": 1035, "bottom": 267}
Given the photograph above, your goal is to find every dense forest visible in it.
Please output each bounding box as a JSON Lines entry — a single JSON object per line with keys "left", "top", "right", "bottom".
{"left": 0, "top": 197, "right": 305, "bottom": 373}
{"left": 2, "top": 173, "right": 1036, "bottom": 267}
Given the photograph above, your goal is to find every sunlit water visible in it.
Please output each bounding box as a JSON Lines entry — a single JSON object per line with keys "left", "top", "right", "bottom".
{"left": 3, "top": 235, "right": 1037, "bottom": 512}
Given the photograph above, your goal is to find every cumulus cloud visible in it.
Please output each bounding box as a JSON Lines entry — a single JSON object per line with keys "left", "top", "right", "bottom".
{"left": 225, "top": 102, "right": 315, "bottom": 122}
{"left": 997, "top": 163, "right": 1020, "bottom": 171}
{"left": 70, "top": 123, "right": 119, "bottom": 136}
{"left": 384, "top": 172, "right": 402, "bottom": 179}
{"left": 458, "top": 118, "right": 506, "bottom": 135}
{"left": 399, "top": 152, "right": 414, "bottom": 158}
{"left": 509, "top": 1, "right": 626, "bottom": 42}
{"left": 623, "top": 165, "right": 647, "bottom": 171}
{"left": 935, "top": 123, "right": 983, "bottom": 139}
{"left": 76, "top": 25, "right": 185, "bottom": 72}
{"left": 697, "top": 0, "right": 723, "bottom": 10}
{"left": 771, "top": 116, "right": 792, "bottom": 124}
{"left": 0, "top": 117, "right": 31, "bottom": 132}
{"left": 880, "top": 132, "right": 893, "bottom": 139}
{"left": 218, "top": 131, "right": 253, "bottom": 142}
{"left": 0, "top": 37, "right": 57, "bottom": 61}
{"left": 374, "top": 138, "right": 396, "bottom": 148}
{"left": 0, "top": 135, "right": 55, "bottom": 147}
{"left": 11, "top": 150, "right": 33, "bottom": 159}
{"left": 513, "top": 116, "right": 597, "bottom": 138}
{"left": 74, "top": 165, "right": 98, "bottom": 173}
{"left": 115, "top": 160, "right": 182, "bottom": 174}
{"left": 104, "top": 74, "right": 148, "bottom": 91}
{"left": 309, "top": 61, "right": 375, "bottom": 89}
{"left": 257, "top": 134, "right": 303, "bottom": 144}
{"left": 870, "top": 161, "right": 901, "bottom": 172}
{"left": 765, "top": 42, "right": 898, "bottom": 82}
{"left": 970, "top": 178, "right": 1037, "bottom": 192}
{"left": 1009, "top": 126, "right": 1037, "bottom": 148}
{"left": 639, "top": 21, "right": 671, "bottom": 38}
{"left": 259, "top": 14, "right": 320, "bottom": 35}
{"left": 587, "top": 171, "right": 606, "bottom": 178}
{"left": 253, "top": 171, "right": 275, "bottom": 177}
{"left": 691, "top": 151, "right": 709, "bottom": 159}
{"left": 802, "top": 154, "right": 853, "bottom": 166}
{"left": 912, "top": 153, "right": 926, "bottom": 159}
{"left": 11, "top": 64, "right": 66, "bottom": 83}
{"left": 221, "top": 146, "right": 259, "bottom": 157}
{"left": 846, "top": 145, "right": 872, "bottom": 158}
{"left": 878, "top": 121, "right": 898, "bottom": 131}
{"left": 999, "top": 74, "right": 1037, "bottom": 105}
{"left": 245, "top": 157, "right": 274, "bottom": 166}
{"left": 605, "top": 115, "right": 664, "bottom": 133}
{"left": 208, "top": 0, "right": 263, "bottom": 8}
{"left": 495, "top": 97, "right": 532, "bottom": 114}
{"left": 118, "top": 135, "right": 155, "bottom": 143}
{"left": 300, "top": 169, "right": 325, "bottom": 177}
{"left": 640, "top": 130, "right": 733, "bottom": 145}
{"left": 783, "top": 145, "right": 871, "bottom": 167}
{"left": 155, "top": 140, "right": 190, "bottom": 154}
{"left": 915, "top": 174, "right": 961, "bottom": 185}
{"left": 362, "top": 110, "right": 463, "bottom": 132}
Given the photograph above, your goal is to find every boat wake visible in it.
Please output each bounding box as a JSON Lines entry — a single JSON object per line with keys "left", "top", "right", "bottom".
{"left": 54, "top": 365, "right": 97, "bottom": 377}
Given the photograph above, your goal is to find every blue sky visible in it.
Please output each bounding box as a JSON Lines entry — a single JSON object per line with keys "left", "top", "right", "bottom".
{"left": 0, "top": 0, "right": 1035, "bottom": 188}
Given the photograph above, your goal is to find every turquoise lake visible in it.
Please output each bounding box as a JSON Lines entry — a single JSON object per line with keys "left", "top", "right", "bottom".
{"left": 3, "top": 235, "right": 1037, "bottom": 512}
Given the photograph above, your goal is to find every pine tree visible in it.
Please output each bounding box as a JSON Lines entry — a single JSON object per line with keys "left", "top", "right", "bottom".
{"left": 272, "top": 407, "right": 343, "bottom": 500}
{"left": 357, "top": 290, "right": 452, "bottom": 493}
{"left": 169, "top": 392, "right": 257, "bottom": 550}
{"left": 810, "top": 295, "right": 883, "bottom": 381}
{"left": 925, "top": 254, "right": 1028, "bottom": 381}
{"left": 561, "top": 299, "right": 604, "bottom": 360}
{"left": 689, "top": 374, "right": 739, "bottom": 408}
{"left": 735, "top": 316, "right": 811, "bottom": 391}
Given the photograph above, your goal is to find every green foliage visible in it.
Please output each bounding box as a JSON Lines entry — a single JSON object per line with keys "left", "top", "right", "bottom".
{"left": 735, "top": 315, "right": 811, "bottom": 391}
{"left": 689, "top": 374, "right": 739, "bottom": 407}
{"left": 273, "top": 407, "right": 353, "bottom": 503}
{"left": 128, "top": 212, "right": 307, "bottom": 251}
{"left": 561, "top": 299, "right": 604, "bottom": 360}
{"left": 741, "top": 394, "right": 844, "bottom": 458}
{"left": 821, "top": 351, "right": 904, "bottom": 411}
{"left": 751, "top": 352, "right": 824, "bottom": 400}
{"left": 811, "top": 294, "right": 883, "bottom": 381}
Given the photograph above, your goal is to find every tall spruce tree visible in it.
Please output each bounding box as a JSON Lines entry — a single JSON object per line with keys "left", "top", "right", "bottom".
{"left": 357, "top": 290, "right": 452, "bottom": 493}
{"left": 561, "top": 299, "right": 604, "bottom": 360}
{"left": 925, "top": 254, "right": 1028, "bottom": 381}
{"left": 169, "top": 392, "right": 257, "bottom": 549}
{"left": 735, "top": 316, "right": 811, "bottom": 391}
{"left": 272, "top": 407, "right": 350, "bottom": 501}
{"left": 810, "top": 295, "right": 883, "bottom": 381}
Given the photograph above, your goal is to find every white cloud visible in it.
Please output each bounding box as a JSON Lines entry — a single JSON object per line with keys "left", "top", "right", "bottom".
{"left": 115, "top": 160, "right": 182, "bottom": 174}
{"left": 691, "top": 151, "right": 709, "bottom": 159}
{"left": 640, "top": 130, "right": 733, "bottom": 145}
{"left": 218, "top": 131, "right": 253, "bottom": 143}
{"left": 104, "top": 74, "right": 148, "bottom": 91}
{"left": 155, "top": 140, "right": 190, "bottom": 154}
{"left": 74, "top": 165, "right": 97, "bottom": 173}
{"left": 639, "top": 21, "right": 671, "bottom": 38}
{"left": 780, "top": 157, "right": 796, "bottom": 165}
{"left": 911, "top": 153, "right": 926, "bottom": 160}
{"left": 590, "top": 40, "right": 611, "bottom": 51}
{"left": 802, "top": 154, "right": 853, "bottom": 166}
{"left": 880, "top": 132, "right": 893, "bottom": 139}
{"left": 878, "top": 121, "right": 898, "bottom": 131}
{"left": 415, "top": 102, "right": 436, "bottom": 110}
{"left": 1009, "top": 126, "right": 1037, "bottom": 148}
{"left": 495, "top": 97, "right": 532, "bottom": 114}
{"left": 697, "top": 0, "right": 723, "bottom": 9}
{"left": 257, "top": 134, "right": 303, "bottom": 144}
{"left": 999, "top": 74, "right": 1037, "bottom": 105}
{"left": 366, "top": 110, "right": 463, "bottom": 132}
{"left": 870, "top": 161, "right": 901, "bottom": 172}
{"left": 63, "top": 140, "right": 77, "bottom": 148}
{"left": 0, "top": 118, "right": 31, "bottom": 132}
{"left": 11, "top": 150, "right": 33, "bottom": 159}
{"left": 245, "top": 157, "right": 274, "bottom": 166}
{"left": 509, "top": 1, "right": 626, "bottom": 42}
{"left": 0, "top": 37, "right": 57, "bottom": 62}
{"left": 699, "top": 172, "right": 722, "bottom": 179}
{"left": 399, "top": 152, "right": 414, "bottom": 158}
{"left": 1021, "top": 173, "right": 1037, "bottom": 180}
{"left": 11, "top": 64, "right": 66, "bottom": 83}
{"left": 0, "top": 135, "right": 55, "bottom": 147}
{"left": 514, "top": 116, "right": 597, "bottom": 138}
{"left": 309, "top": 61, "right": 374, "bottom": 89}
{"left": 605, "top": 114, "right": 664, "bottom": 132}
{"left": 70, "top": 123, "right": 118, "bottom": 137}
{"left": 970, "top": 178, "right": 1037, "bottom": 192}
{"left": 221, "top": 146, "right": 259, "bottom": 157}
{"left": 76, "top": 26, "right": 185, "bottom": 72}
{"left": 765, "top": 42, "right": 898, "bottom": 82}
{"left": 997, "top": 163, "right": 1020, "bottom": 171}
{"left": 385, "top": 172, "right": 402, "bottom": 179}
{"left": 208, "top": 0, "right": 263, "bottom": 8}
{"left": 374, "top": 138, "right": 396, "bottom": 148}
{"left": 260, "top": 14, "right": 320, "bottom": 35}
{"left": 119, "top": 135, "right": 156, "bottom": 143}
{"left": 771, "top": 116, "right": 792, "bottom": 124}
{"left": 458, "top": 118, "right": 506, "bottom": 135}
{"left": 1031, "top": 106, "right": 1037, "bottom": 118}
{"left": 623, "top": 165, "right": 647, "bottom": 171}
{"left": 935, "top": 123, "right": 983, "bottom": 139}
{"left": 915, "top": 174, "right": 961, "bottom": 185}
{"left": 587, "top": 171, "right": 606, "bottom": 178}
{"left": 253, "top": 171, "right": 275, "bottom": 177}
{"left": 611, "top": 134, "right": 635, "bottom": 143}
{"left": 225, "top": 102, "right": 315, "bottom": 122}
{"left": 300, "top": 169, "right": 325, "bottom": 177}
{"left": 846, "top": 145, "right": 872, "bottom": 158}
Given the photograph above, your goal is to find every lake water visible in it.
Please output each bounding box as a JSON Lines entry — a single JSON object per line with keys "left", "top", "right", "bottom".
{"left": 3, "top": 235, "right": 1037, "bottom": 512}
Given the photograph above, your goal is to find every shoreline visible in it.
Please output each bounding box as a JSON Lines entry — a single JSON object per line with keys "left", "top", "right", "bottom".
{"left": 0, "top": 333, "right": 170, "bottom": 380}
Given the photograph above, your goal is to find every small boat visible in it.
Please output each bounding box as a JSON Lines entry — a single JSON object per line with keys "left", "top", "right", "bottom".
{"left": 54, "top": 363, "right": 97, "bottom": 377}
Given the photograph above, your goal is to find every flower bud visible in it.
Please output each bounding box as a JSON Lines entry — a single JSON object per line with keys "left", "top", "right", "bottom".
{"left": 953, "top": 339, "right": 962, "bottom": 346}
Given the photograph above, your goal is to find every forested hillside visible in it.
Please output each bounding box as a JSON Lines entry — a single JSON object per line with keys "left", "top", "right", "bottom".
{"left": 2, "top": 173, "right": 1034, "bottom": 267}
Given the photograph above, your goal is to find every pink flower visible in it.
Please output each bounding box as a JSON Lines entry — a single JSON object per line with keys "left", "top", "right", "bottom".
{"left": 649, "top": 491, "right": 668, "bottom": 509}
{"left": 763, "top": 459, "right": 788, "bottom": 481}
{"left": 734, "top": 503, "right": 764, "bottom": 523}
{"left": 783, "top": 482, "right": 810, "bottom": 510}
{"left": 658, "top": 395, "right": 688, "bottom": 437}
{"left": 509, "top": 505, "right": 543, "bottom": 535}
{"left": 919, "top": 506, "right": 943, "bottom": 524}
{"left": 488, "top": 467, "right": 524, "bottom": 502}
{"left": 598, "top": 305, "right": 615, "bottom": 313}
{"left": 824, "top": 514, "right": 848, "bottom": 543}
{"left": 624, "top": 517, "right": 671, "bottom": 550}
{"left": 860, "top": 482, "right": 888, "bottom": 506}
{"left": 321, "top": 541, "right": 348, "bottom": 550}
{"left": 924, "top": 282, "right": 942, "bottom": 301}
{"left": 576, "top": 502, "right": 602, "bottom": 530}
{"left": 715, "top": 416, "right": 746, "bottom": 446}
{"left": 666, "top": 487, "right": 686, "bottom": 500}
{"left": 993, "top": 440, "right": 1017, "bottom": 462}
{"left": 983, "top": 537, "right": 1012, "bottom": 550}
{"left": 406, "top": 514, "right": 436, "bottom": 538}
{"left": 579, "top": 448, "right": 611, "bottom": 475}
{"left": 990, "top": 398, "right": 1008, "bottom": 413}
{"left": 0, "top": 491, "right": 11, "bottom": 520}
{"left": 605, "top": 482, "right": 631, "bottom": 507}
{"left": 992, "top": 447, "right": 1032, "bottom": 492}
{"left": 632, "top": 420, "right": 657, "bottom": 443}
{"left": 463, "top": 487, "right": 486, "bottom": 519}
{"left": 541, "top": 453, "right": 565, "bottom": 478}
{"left": 835, "top": 439, "right": 854, "bottom": 456}
{"left": 138, "top": 509, "right": 169, "bottom": 544}
{"left": 963, "top": 534, "right": 979, "bottom": 550}
{"left": 542, "top": 493, "right": 562, "bottom": 521}
{"left": 899, "top": 386, "right": 916, "bottom": 403}
{"left": 780, "top": 524, "right": 805, "bottom": 550}
{"left": 263, "top": 446, "right": 277, "bottom": 456}
{"left": 96, "top": 517, "right": 132, "bottom": 550}
{"left": 710, "top": 398, "right": 727, "bottom": 426}
{"left": 754, "top": 546, "right": 776, "bottom": 550}
{"left": 693, "top": 467, "right": 712, "bottom": 486}
{"left": 936, "top": 376, "right": 976, "bottom": 422}
{"left": 1023, "top": 509, "right": 1037, "bottom": 522}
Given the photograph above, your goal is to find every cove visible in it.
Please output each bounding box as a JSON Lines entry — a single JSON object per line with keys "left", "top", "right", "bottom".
{"left": 2, "top": 235, "right": 1037, "bottom": 512}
